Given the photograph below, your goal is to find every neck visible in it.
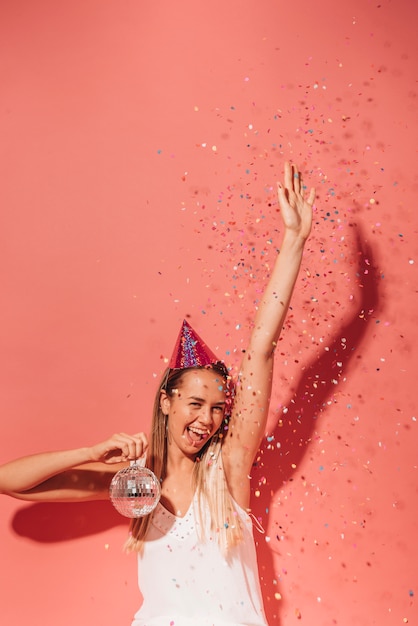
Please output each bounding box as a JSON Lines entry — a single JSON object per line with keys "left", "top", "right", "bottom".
{"left": 166, "top": 445, "right": 197, "bottom": 475}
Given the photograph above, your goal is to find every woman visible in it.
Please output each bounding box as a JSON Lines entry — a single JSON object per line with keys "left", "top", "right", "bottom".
{"left": 0, "top": 162, "right": 315, "bottom": 626}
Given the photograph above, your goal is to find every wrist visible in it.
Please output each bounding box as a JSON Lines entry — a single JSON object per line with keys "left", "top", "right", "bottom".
{"left": 67, "top": 447, "right": 96, "bottom": 465}
{"left": 280, "top": 229, "right": 307, "bottom": 252}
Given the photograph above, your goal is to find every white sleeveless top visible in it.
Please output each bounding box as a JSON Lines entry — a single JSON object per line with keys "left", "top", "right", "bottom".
{"left": 131, "top": 495, "right": 268, "bottom": 626}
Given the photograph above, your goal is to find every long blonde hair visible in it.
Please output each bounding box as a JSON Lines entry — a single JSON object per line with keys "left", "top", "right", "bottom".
{"left": 124, "top": 365, "right": 243, "bottom": 555}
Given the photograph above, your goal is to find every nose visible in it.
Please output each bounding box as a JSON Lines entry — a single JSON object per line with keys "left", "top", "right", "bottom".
{"left": 199, "top": 406, "right": 212, "bottom": 426}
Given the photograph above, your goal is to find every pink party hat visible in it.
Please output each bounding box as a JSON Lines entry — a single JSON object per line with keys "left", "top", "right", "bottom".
{"left": 169, "top": 320, "right": 219, "bottom": 369}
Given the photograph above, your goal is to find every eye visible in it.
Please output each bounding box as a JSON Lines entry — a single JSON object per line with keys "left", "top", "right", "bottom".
{"left": 212, "top": 406, "right": 224, "bottom": 414}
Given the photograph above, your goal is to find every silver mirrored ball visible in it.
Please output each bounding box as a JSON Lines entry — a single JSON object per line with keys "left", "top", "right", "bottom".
{"left": 109, "top": 464, "right": 161, "bottom": 518}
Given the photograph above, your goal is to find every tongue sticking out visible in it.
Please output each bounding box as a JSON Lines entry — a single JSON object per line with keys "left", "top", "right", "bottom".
{"left": 187, "top": 427, "right": 205, "bottom": 444}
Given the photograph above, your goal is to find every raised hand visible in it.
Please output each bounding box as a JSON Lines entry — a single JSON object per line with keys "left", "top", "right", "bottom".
{"left": 277, "top": 161, "right": 315, "bottom": 241}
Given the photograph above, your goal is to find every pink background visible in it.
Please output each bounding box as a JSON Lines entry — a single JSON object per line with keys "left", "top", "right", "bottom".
{"left": 0, "top": 1, "right": 416, "bottom": 624}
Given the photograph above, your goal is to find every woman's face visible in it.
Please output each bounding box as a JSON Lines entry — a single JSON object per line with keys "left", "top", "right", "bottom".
{"left": 161, "top": 368, "right": 227, "bottom": 457}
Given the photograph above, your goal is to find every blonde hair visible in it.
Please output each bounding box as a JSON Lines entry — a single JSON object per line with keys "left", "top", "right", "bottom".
{"left": 124, "top": 365, "right": 243, "bottom": 555}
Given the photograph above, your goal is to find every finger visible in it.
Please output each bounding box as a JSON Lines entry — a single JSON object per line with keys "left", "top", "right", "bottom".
{"left": 123, "top": 433, "right": 149, "bottom": 461}
{"left": 100, "top": 432, "right": 149, "bottom": 464}
{"left": 293, "top": 165, "right": 301, "bottom": 194}
{"left": 277, "top": 181, "right": 287, "bottom": 206}
{"left": 122, "top": 433, "right": 148, "bottom": 460}
{"left": 283, "top": 161, "right": 293, "bottom": 191}
{"left": 109, "top": 433, "right": 140, "bottom": 461}
{"left": 133, "top": 432, "right": 149, "bottom": 460}
{"left": 307, "top": 186, "right": 316, "bottom": 206}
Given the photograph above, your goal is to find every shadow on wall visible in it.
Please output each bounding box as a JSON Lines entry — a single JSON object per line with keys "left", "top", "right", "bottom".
{"left": 251, "top": 223, "right": 382, "bottom": 625}
{"left": 12, "top": 500, "right": 126, "bottom": 542}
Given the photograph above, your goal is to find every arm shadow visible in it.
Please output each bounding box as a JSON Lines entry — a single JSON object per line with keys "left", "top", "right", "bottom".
{"left": 11, "top": 499, "right": 127, "bottom": 542}
{"left": 251, "top": 224, "right": 382, "bottom": 625}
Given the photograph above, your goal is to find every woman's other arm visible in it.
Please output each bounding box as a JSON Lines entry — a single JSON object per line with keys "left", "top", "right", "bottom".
{"left": 0, "top": 432, "right": 148, "bottom": 501}
{"left": 223, "top": 162, "right": 315, "bottom": 505}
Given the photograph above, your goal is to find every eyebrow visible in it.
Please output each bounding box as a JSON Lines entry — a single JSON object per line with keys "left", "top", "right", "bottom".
{"left": 188, "top": 395, "right": 226, "bottom": 405}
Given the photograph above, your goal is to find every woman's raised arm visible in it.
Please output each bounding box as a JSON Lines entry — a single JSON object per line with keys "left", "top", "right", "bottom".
{"left": 223, "top": 162, "right": 315, "bottom": 505}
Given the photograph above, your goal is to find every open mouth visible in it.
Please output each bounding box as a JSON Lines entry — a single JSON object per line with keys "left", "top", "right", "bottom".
{"left": 186, "top": 426, "right": 210, "bottom": 446}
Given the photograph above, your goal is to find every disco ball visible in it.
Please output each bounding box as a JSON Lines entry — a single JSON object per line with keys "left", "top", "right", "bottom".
{"left": 109, "top": 463, "right": 161, "bottom": 518}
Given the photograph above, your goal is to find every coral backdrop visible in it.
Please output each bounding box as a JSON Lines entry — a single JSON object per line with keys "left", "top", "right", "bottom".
{"left": 0, "top": 1, "right": 416, "bottom": 625}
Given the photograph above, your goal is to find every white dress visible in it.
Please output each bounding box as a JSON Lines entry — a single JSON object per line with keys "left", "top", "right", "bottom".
{"left": 131, "top": 495, "right": 268, "bottom": 626}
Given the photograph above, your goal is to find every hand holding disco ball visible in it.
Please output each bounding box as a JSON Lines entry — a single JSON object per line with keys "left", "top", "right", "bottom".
{"left": 109, "top": 456, "right": 161, "bottom": 518}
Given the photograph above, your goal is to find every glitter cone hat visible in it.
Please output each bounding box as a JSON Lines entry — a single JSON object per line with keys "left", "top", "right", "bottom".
{"left": 167, "top": 319, "right": 234, "bottom": 417}
{"left": 169, "top": 319, "right": 219, "bottom": 369}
